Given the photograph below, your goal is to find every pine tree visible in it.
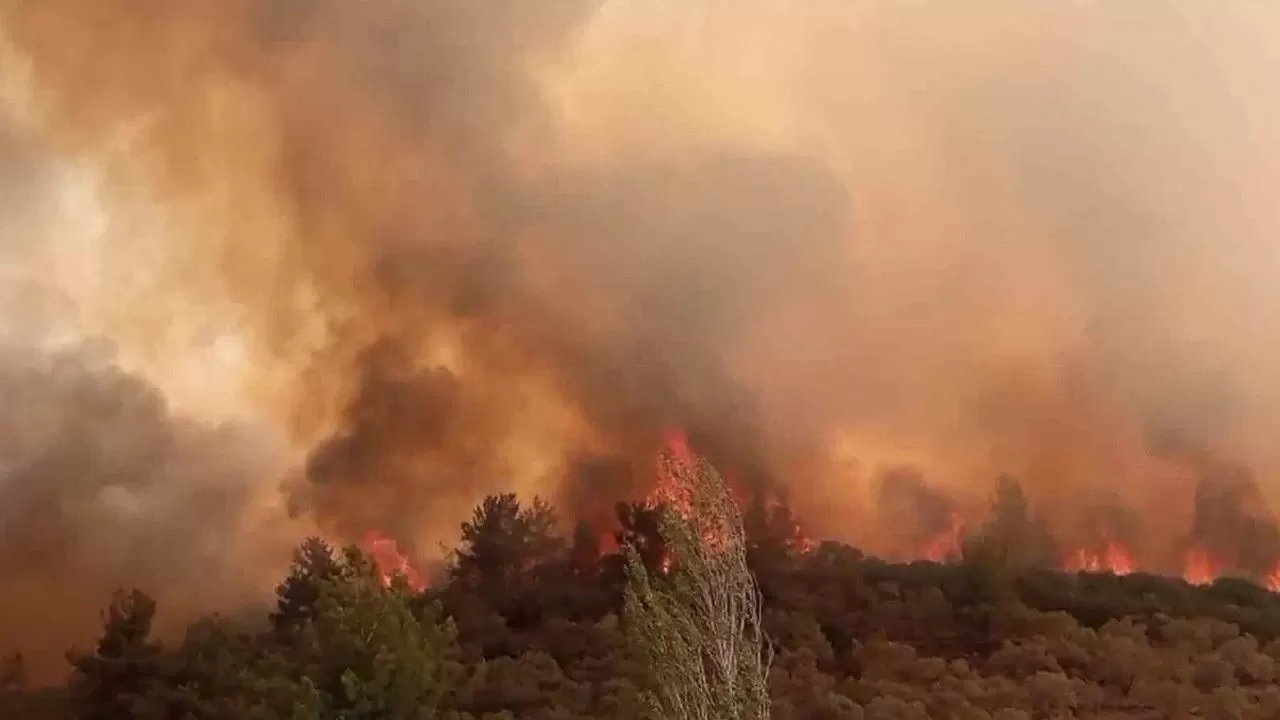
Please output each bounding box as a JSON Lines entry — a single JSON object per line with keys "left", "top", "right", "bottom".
{"left": 452, "top": 493, "right": 565, "bottom": 598}
{"left": 68, "top": 589, "right": 166, "bottom": 720}
{"left": 271, "top": 536, "right": 346, "bottom": 637}
{"left": 252, "top": 546, "right": 461, "bottom": 719}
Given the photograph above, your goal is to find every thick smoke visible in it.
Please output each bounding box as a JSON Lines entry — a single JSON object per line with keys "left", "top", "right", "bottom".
{"left": 0, "top": 101, "right": 296, "bottom": 682}
{"left": 0, "top": 340, "right": 294, "bottom": 681}
{"left": 3, "top": 0, "right": 1280, "bottom": 668}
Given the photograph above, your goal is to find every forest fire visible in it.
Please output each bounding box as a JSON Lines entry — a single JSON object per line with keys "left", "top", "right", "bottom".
{"left": 648, "top": 429, "right": 699, "bottom": 519}
{"left": 572, "top": 429, "right": 820, "bottom": 575}
{"left": 1183, "top": 549, "right": 1219, "bottom": 587}
{"left": 555, "top": 430, "right": 1280, "bottom": 593}
{"left": 7, "top": 0, "right": 1280, "bottom": 690}
{"left": 360, "top": 530, "right": 426, "bottom": 592}
{"left": 1266, "top": 566, "right": 1280, "bottom": 593}
{"left": 354, "top": 425, "right": 1280, "bottom": 596}
{"left": 1065, "top": 541, "right": 1134, "bottom": 576}
{"left": 922, "top": 513, "right": 966, "bottom": 562}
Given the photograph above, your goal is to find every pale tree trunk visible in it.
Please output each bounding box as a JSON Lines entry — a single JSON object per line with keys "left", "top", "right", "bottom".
{"left": 624, "top": 449, "right": 773, "bottom": 720}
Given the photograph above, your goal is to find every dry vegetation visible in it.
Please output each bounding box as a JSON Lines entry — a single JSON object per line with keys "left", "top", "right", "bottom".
{"left": 5, "top": 458, "right": 1280, "bottom": 719}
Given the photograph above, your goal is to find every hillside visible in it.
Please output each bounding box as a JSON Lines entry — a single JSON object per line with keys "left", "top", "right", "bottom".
{"left": 4, "top": 489, "right": 1280, "bottom": 720}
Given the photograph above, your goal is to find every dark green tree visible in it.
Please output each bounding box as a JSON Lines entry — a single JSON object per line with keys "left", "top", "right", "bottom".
{"left": 252, "top": 546, "right": 462, "bottom": 719}
{"left": 451, "top": 493, "right": 565, "bottom": 598}
{"left": 570, "top": 519, "right": 602, "bottom": 578}
{"left": 155, "top": 616, "right": 260, "bottom": 718}
{"left": 67, "top": 589, "right": 166, "bottom": 720}
{"left": 974, "top": 475, "right": 1057, "bottom": 569}
{"left": 271, "top": 536, "right": 346, "bottom": 637}
{"left": 744, "top": 490, "right": 806, "bottom": 570}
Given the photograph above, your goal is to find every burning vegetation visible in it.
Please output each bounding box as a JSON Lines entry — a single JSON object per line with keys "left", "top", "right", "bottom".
{"left": 352, "top": 431, "right": 1280, "bottom": 600}
{"left": 5, "top": 0, "right": 1280, "bottom": 686}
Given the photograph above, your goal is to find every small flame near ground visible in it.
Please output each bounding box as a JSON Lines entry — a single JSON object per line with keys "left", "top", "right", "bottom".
{"left": 1182, "top": 548, "right": 1219, "bottom": 587}
{"left": 1266, "top": 567, "right": 1280, "bottom": 593}
{"left": 355, "top": 429, "right": 1280, "bottom": 594}
{"left": 1065, "top": 541, "right": 1134, "bottom": 576}
{"left": 923, "top": 512, "right": 965, "bottom": 562}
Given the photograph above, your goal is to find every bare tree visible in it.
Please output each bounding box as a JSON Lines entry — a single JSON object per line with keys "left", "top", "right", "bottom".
{"left": 624, "top": 447, "right": 773, "bottom": 720}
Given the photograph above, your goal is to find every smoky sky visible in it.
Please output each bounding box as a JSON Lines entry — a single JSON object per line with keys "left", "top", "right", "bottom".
{"left": 2, "top": 0, "right": 1280, "bottom": 673}
{"left": 0, "top": 340, "right": 291, "bottom": 680}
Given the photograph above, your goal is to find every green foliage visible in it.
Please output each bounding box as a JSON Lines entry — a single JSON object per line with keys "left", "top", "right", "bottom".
{"left": 965, "top": 476, "right": 1057, "bottom": 571}
{"left": 157, "top": 616, "right": 259, "bottom": 718}
{"left": 21, "top": 480, "right": 1280, "bottom": 719}
{"left": 66, "top": 589, "right": 165, "bottom": 719}
{"left": 453, "top": 493, "right": 566, "bottom": 598}
{"left": 743, "top": 490, "right": 806, "bottom": 570}
{"left": 254, "top": 545, "right": 462, "bottom": 719}
{"left": 623, "top": 450, "right": 772, "bottom": 720}
{"left": 272, "top": 536, "right": 347, "bottom": 636}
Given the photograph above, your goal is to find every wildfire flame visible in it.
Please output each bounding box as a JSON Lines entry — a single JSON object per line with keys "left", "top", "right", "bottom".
{"left": 1265, "top": 563, "right": 1280, "bottom": 593}
{"left": 364, "top": 432, "right": 1271, "bottom": 594}
{"left": 641, "top": 429, "right": 815, "bottom": 571}
{"left": 647, "top": 429, "right": 724, "bottom": 563}
{"left": 923, "top": 512, "right": 965, "bottom": 562}
{"left": 649, "top": 428, "right": 697, "bottom": 517}
{"left": 1182, "top": 548, "right": 1218, "bottom": 586}
{"left": 1066, "top": 540, "right": 1134, "bottom": 575}
{"left": 360, "top": 530, "right": 426, "bottom": 591}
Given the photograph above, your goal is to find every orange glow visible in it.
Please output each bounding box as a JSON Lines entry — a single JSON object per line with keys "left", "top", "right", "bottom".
{"left": 1066, "top": 540, "right": 1134, "bottom": 575}
{"left": 360, "top": 530, "right": 426, "bottom": 591}
{"left": 600, "top": 432, "right": 1278, "bottom": 591}
{"left": 649, "top": 429, "right": 697, "bottom": 518}
{"left": 1183, "top": 548, "right": 1219, "bottom": 586}
{"left": 642, "top": 428, "right": 819, "bottom": 567}
{"left": 1265, "top": 563, "right": 1280, "bottom": 593}
{"left": 646, "top": 429, "right": 723, "bottom": 569}
{"left": 662, "top": 428, "right": 696, "bottom": 467}
{"left": 597, "top": 530, "right": 620, "bottom": 557}
{"left": 791, "top": 526, "right": 818, "bottom": 555}
{"left": 923, "top": 512, "right": 965, "bottom": 562}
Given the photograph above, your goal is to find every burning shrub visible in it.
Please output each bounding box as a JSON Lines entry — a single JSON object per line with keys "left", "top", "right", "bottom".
{"left": 623, "top": 443, "right": 772, "bottom": 720}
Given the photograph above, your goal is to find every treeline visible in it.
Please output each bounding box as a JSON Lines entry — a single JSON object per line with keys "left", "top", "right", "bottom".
{"left": 6, "top": 473, "right": 1280, "bottom": 718}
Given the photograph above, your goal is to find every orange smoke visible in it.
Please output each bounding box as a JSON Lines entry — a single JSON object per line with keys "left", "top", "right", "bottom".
{"left": 5, "top": 3, "right": 1280, "bottom": 678}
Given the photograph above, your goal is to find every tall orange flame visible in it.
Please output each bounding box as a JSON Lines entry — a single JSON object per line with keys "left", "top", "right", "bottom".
{"left": 1183, "top": 548, "right": 1218, "bottom": 586}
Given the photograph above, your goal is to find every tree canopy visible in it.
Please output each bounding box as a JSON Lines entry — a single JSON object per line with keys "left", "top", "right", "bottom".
{"left": 9, "top": 474, "right": 1280, "bottom": 719}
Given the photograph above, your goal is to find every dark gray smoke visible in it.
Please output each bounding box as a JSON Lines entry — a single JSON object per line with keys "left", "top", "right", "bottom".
{"left": 0, "top": 341, "right": 287, "bottom": 680}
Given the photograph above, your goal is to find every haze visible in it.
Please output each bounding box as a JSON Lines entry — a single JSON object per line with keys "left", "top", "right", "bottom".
{"left": 1, "top": 0, "right": 1279, "bottom": 678}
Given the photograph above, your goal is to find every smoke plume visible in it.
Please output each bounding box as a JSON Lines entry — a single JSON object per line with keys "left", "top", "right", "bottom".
{"left": 3, "top": 0, "right": 1280, "bottom": 673}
